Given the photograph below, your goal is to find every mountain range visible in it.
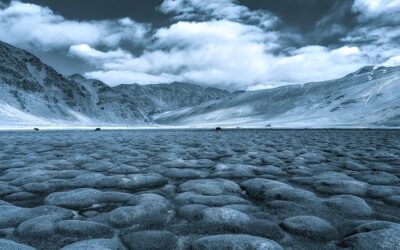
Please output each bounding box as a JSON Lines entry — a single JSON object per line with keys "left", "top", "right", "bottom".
{"left": 155, "top": 66, "right": 400, "bottom": 127}
{"left": 0, "top": 41, "right": 231, "bottom": 128}
{"left": 0, "top": 40, "right": 399, "bottom": 128}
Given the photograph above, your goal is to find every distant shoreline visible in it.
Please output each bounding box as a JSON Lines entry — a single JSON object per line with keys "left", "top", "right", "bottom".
{"left": 0, "top": 126, "right": 399, "bottom": 132}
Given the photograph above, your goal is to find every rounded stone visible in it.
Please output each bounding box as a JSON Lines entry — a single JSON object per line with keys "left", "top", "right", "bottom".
{"left": 56, "top": 220, "right": 113, "bottom": 238}
{"left": 313, "top": 180, "right": 368, "bottom": 196}
{"left": 44, "top": 189, "right": 133, "bottom": 210}
{"left": 120, "top": 173, "right": 167, "bottom": 189}
{"left": 175, "top": 192, "right": 250, "bottom": 206}
{"left": 353, "top": 171, "right": 399, "bottom": 185}
{"left": 201, "top": 207, "right": 251, "bottom": 226}
{"left": 0, "top": 239, "right": 36, "bottom": 250}
{"left": 241, "top": 178, "right": 289, "bottom": 199}
{"left": 44, "top": 189, "right": 102, "bottom": 209}
{"left": 60, "top": 238, "right": 124, "bottom": 250}
{"left": 107, "top": 204, "right": 168, "bottom": 227}
{"left": 262, "top": 186, "right": 317, "bottom": 203}
{"left": 161, "top": 168, "right": 204, "bottom": 179}
{"left": 281, "top": 215, "right": 337, "bottom": 241}
{"left": 339, "top": 227, "right": 400, "bottom": 249}
{"left": 323, "top": 195, "right": 373, "bottom": 217}
{"left": 384, "top": 195, "right": 400, "bottom": 207}
{"left": 178, "top": 204, "right": 207, "bottom": 221}
{"left": 122, "top": 230, "right": 177, "bottom": 250}
{"left": 0, "top": 184, "right": 20, "bottom": 196}
{"left": 22, "top": 183, "right": 53, "bottom": 193}
{"left": 244, "top": 219, "right": 285, "bottom": 240}
{"left": 180, "top": 179, "right": 242, "bottom": 195}
{"left": 4, "top": 191, "right": 38, "bottom": 201}
{"left": 0, "top": 205, "right": 31, "bottom": 228}
{"left": 191, "top": 234, "right": 283, "bottom": 250}
{"left": 16, "top": 216, "right": 57, "bottom": 238}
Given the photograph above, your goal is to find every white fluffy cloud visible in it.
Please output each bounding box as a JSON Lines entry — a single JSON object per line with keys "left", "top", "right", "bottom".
{"left": 343, "top": 25, "right": 400, "bottom": 61}
{"left": 73, "top": 20, "right": 274, "bottom": 89}
{"left": 73, "top": 20, "right": 366, "bottom": 90}
{"left": 69, "top": 0, "right": 393, "bottom": 89}
{"left": 384, "top": 55, "right": 400, "bottom": 66}
{"left": 159, "top": 0, "right": 278, "bottom": 29}
{"left": 1, "top": 0, "right": 399, "bottom": 90}
{"left": 0, "top": 1, "right": 149, "bottom": 49}
{"left": 346, "top": 0, "right": 400, "bottom": 67}
{"left": 84, "top": 71, "right": 174, "bottom": 86}
{"left": 159, "top": 0, "right": 246, "bottom": 19}
{"left": 260, "top": 46, "right": 364, "bottom": 89}
{"left": 69, "top": 44, "right": 132, "bottom": 66}
{"left": 353, "top": 0, "right": 400, "bottom": 18}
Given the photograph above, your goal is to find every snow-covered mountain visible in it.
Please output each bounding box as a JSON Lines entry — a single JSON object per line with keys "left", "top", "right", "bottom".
{"left": 0, "top": 41, "right": 231, "bottom": 128}
{"left": 155, "top": 66, "right": 400, "bottom": 127}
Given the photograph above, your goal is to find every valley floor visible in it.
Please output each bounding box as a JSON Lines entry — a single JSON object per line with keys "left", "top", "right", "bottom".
{"left": 0, "top": 130, "right": 399, "bottom": 249}
{"left": 0, "top": 124, "right": 398, "bottom": 131}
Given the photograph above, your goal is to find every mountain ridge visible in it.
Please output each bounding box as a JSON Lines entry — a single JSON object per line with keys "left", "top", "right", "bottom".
{"left": 1, "top": 40, "right": 400, "bottom": 128}
{"left": 155, "top": 65, "right": 400, "bottom": 127}
{"left": 0, "top": 40, "right": 232, "bottom": 128}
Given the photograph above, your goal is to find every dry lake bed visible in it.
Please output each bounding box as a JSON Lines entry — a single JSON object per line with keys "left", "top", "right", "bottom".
{"left": 0, "top": 129, "right": 399, "bottom": 249}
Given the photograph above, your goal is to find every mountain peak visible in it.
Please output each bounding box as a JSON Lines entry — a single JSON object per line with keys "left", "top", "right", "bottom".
{"left": 68, "top": 73, "right": 86, "bottom": 80}
{"left": 355, "top": 66, "right": 376, "bottom": 75}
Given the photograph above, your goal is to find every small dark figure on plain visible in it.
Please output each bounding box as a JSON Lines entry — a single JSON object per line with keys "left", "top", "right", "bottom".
{"left": 95, "top": 128, "right": 101, "bottom": 132}
{"left": 216, "top": 127, "right": 222, "bottom": 131}
{"left": 34, "top": 128, "right": 39, "bottom": 131}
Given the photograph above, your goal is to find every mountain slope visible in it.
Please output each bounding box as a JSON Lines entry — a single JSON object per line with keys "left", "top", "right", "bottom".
{"left": 155, "top": 66, "right": 400, "bottom": 127}
{"left": 0, "top": 41, "right": 152, "bottom": 126}
{"left": 113, "top": 82, "right": 232, "bottom": 115}
{"left": 2, "top": 40, "right": 400, "bottom": 128}
{"left": 0, "top": 41, "right": 231, "bottom": 128}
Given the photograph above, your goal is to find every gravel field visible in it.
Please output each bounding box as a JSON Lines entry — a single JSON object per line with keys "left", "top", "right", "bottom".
{"left": 0, "top": 129, "right": 399, "bottom": 250}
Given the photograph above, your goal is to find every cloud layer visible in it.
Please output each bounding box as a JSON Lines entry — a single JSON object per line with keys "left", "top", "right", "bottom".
{"left": 0, "top": 0, "right": 399, "bottom": 90}
{"left": 159, "top": 0, "right": 278, "bottom": 30}
{"left": 353, "top": 0, "right": 400, "bottom": 18}
{"left": 0, "top": 1, "right": 149, "bottom": 49}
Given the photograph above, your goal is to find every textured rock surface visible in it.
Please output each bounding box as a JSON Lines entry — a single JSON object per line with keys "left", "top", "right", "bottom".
{"left": 0, "top": 129, "right": 399, "bottom": 249}
{"left": 281, "top": 216, "right": 337, "bottom": 241}
{"left": 192, "top": 234, "right": 283, "bottom": 250}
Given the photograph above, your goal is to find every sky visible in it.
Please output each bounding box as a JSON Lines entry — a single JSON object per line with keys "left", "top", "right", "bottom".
{"left": 0, "top": 0, "right": 399, "bottom": 90}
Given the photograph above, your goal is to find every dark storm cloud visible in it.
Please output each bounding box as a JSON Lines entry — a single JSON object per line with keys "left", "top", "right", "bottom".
{"left": 2, "top": 0, "right": 167, "bottom": 24}
{"left": 241, "top": 0, "right": 339, "bottom": 32}
{"left": 0, "top": 0, "right": 399, "bottom": 89}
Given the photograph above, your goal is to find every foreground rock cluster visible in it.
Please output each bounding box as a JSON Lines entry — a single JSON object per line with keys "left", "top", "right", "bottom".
{"left": 0, "top": 129, "right": 399, "bottom": 249}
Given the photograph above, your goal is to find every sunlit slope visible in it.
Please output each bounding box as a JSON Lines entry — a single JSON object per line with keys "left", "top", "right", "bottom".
{"left": 155, "top": 66, "right": 400, "bottom": 127}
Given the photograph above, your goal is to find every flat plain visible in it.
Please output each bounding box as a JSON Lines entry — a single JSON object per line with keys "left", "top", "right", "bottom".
{"left": 0, "top": 129, "right": 399, "bottom": 250}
